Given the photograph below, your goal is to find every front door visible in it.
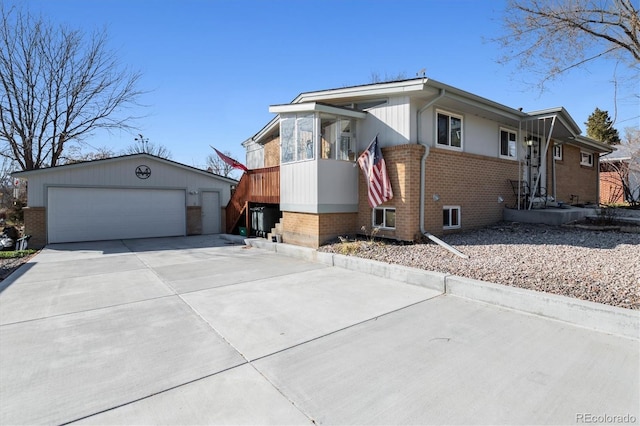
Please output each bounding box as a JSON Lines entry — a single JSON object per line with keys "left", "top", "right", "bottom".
{"left": 526, "top": 137, "right": 546, "bottom": 196}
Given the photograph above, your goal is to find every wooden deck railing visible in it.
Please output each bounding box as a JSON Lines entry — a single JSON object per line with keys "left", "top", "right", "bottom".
{"left": 226, "top": 166, "right": 280, "bottom": 233}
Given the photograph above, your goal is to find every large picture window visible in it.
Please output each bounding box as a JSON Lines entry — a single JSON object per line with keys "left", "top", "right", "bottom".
{"left": 321, "top": 117, "right": 355, "bottom": 161}
{"left": 437, "top": 111, "right": 462, "bottom": 149}
{"left": 280, "top": 113, "right": 315, "bottom": 163}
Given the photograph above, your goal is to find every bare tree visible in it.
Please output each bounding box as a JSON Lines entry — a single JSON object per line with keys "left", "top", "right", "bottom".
{"left": 496, "top": 0, "right": 640, "bottom": 90}
{"left": 206, "top": 150, "right": 236, "bottom": 178}
{"left": 369, "top": 71, "right": 408, "bottom": 84}
{"left": 600, "top": 127, "right": 640, "bottom": 206}
{"left": 0, "top": 155, "right": 16, "bottom": 210}
{"left": 0, "top": 4, "right": 145, "bottom": 170}
{"left": 60, "top": 145, "right": 116, "bottom": 164}
{"left": 123, "top": 134, "right": 172, "bottom": 159}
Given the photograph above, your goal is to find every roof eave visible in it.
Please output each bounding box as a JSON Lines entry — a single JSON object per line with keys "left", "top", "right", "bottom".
{"left": 11, "top": 153, "right": 239, "bottom": 183}
{"left": 569, "top": 136, "right": 614, "bottom": 154}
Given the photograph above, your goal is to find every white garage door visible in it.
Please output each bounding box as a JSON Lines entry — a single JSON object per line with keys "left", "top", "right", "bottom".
{"left": 48, "top": 187, "right": 186, "bottom": 243}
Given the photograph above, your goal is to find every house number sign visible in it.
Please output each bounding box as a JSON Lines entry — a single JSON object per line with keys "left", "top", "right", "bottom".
{"left": 135, "top": 165, "right": 151, "bottom": 179}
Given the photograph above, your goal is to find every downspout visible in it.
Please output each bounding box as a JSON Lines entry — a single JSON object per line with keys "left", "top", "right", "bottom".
{"left": 417, "top": 89, "right": 468, "bottom": 259}
{"left": 552, "top": 142, "right": 557, "bottom": 202}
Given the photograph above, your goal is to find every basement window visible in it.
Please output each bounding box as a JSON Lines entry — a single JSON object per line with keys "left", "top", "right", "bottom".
{"left": 373, "top": 207, "right": 396, "bottom": 229}
{"left": 443, "top": 206, "right": 461, "bottom": 229}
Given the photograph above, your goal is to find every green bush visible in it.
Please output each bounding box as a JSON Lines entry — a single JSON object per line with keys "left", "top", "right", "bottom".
{"left": 0, "top": 249, "right": 37, "bottom": 259}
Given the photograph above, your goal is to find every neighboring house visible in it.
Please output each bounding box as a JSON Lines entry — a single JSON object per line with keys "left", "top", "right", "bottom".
{"left": 12, "top": 153, "right": 237, "bottom": 247}
{"left": 599, "top": 143, "right": 640, "bottom": 205}
{"left": 230, "top": 78, "right": 612, "bottom": 248}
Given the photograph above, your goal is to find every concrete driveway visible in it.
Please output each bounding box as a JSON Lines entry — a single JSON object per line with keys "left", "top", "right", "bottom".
{"left": 0, "top": 235, "right": 638, "bottom": 425}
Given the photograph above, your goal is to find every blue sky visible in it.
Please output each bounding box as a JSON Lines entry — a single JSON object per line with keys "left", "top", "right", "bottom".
{"left": 14, "top": 0, "right": 640, "bottom": 173}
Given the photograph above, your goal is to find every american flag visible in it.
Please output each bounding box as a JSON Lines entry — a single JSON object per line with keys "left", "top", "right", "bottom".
{"left": 357, "top": 136, "right": 393, "bottom": 208}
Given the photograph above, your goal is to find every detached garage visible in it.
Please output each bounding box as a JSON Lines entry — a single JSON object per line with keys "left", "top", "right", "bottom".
{"left": 12, "top": 154, "right": 237, "bottom": 246}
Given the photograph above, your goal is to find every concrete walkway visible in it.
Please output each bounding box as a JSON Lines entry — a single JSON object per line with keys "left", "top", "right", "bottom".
{"left": 0, "top": 235, "right": 638, "bottom": 425}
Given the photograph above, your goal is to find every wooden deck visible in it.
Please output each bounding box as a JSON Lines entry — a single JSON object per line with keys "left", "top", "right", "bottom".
{"left": 226, "top": 166, "right": 280, "bottom": 234}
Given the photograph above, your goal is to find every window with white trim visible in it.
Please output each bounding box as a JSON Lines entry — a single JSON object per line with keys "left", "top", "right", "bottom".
{"left": 443, "top": 206, "right": 461, "bottom": 229}
{"left": 437, "top": 111, "right": 462, "bottom": 149}
{"left": 499, "top": 128, "right": 517, "bottom": 159}
{"left": 373, "top": 207, "right": 395, "bottom": 229}
{"left": 553, "top": 144, "right": 563, "bottom": 160}
{"left": 321, "top": 117, "right": 355, "bottom": 161}
{"left": 580, "top": 151, "right": 594, "bottom": 167}
{"left": 280, "top": 113, "right": 315, "bottom": 163}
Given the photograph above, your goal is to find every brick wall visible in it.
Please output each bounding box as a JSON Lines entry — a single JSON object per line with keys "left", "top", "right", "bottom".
{"left": 357, "top": 144, "right": 425, "bottom": 242}
{"left": 264, "top": 136, "right": 280, "bottom": 167}
{"left": 23, "top": 207, "right": 46, "bottom": 248}
{"left": 599, "top": 161, "right": 627, "bottom": 204}
{"left": 282, "top": 212, "right": 319, "bottom": 247}
{"left": 423, "top": 148, "right": 518, "bottom": 235}
{"left": 186, "top": 206, "right": 202, "bottom": 235}
{"left": 277, "top": 141, "right": 603, "bottom": 247}
{"left": 282, "top": 211, "right": 358, "bottom": 248}
{"left": 600, "top": 171, "right": 625, "bottom": 204}
{"left": 555, "top": 145, "right": 599, "bottom": 205}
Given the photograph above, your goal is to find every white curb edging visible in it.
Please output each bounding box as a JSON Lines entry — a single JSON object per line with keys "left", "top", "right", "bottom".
{"left": 445, "top": 275, "right": 639, "bottom": 340}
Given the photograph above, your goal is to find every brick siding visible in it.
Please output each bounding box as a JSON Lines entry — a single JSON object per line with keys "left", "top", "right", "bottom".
{"left": 282, "top": 211, "right": 358, "bottom": 248}
{"left": 186, "top": 206, "right": 202, "bottom": 235}
{"left": 423, "top": 148, "right": 518, "bottom": 235}
{"left": 279, "top": 143, "right": 602, "bottom": 247}
{"left": 264, "top": 136, "right": 280, "bottom": 167}
{"left": 554, "top": 145, "right": 599, "bottom": 205}
{"left": 357, "top": 144, "right": 425, "bottom": 242}
{"left": 599, "top": 161, "right": 627, "bottom": 204}
{"left": 23, "top": 207, "right": 46, "bottom": 248}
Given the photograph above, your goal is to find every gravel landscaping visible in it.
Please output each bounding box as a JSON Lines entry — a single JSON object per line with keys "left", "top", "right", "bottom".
{"left": 319, "top": 222, "right": 640, "bottom": 310}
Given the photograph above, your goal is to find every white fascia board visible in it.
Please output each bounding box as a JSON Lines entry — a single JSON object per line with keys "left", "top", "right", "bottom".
{"left": 251, "top": 116, "right": 280, "bottom": 144}
{"left": 526, "top": 107, "right": 581, "bottom": 134}
{"left": 425, "top": 79, "right": 527, "bottom": 119}
{"left": 601, "top": 157, "right": 632, "bottom": 162}
{"left": 292, "top": 80, "right": 427, "bottom": 103}
{"left": 569, "top": 136, "right": 614, "bottom": 154}
{"left": 269, "top": 102, "right": 367, "bottom": 119}
{"left": 442, "top": 91, "right": 524, "bottom": 121}
{"left": 11, "top": 153, "right": 239, "bottom": 183}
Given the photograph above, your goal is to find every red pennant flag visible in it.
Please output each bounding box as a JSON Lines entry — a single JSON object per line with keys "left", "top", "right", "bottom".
{"left": 212, "top": 147, "right": 248, "bottom": 172}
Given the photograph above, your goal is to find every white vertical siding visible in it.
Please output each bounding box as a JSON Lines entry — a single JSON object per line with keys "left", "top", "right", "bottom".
{"left": 317, "top": 160, "right": 359, "bottom": 212}
{"left": 244, "top": 139, "right": 264, "bottom": 169}
{"left": 280, "top": 160, "right": 318, "bottom": 212}
{"left": 358, "top": 96, "right": 411, "bottom": 148}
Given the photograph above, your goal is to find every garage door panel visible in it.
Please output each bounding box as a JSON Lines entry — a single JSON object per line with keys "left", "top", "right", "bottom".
{"left": 48, "top": 188, "right": 186, "bottom": 243}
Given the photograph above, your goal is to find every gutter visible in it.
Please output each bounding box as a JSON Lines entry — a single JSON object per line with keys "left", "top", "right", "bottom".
{"left": 415, "top": 89, "right": 469, "bottom": 259}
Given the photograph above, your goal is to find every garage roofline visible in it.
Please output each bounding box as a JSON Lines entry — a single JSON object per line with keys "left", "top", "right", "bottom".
{"left": 11, "top": 153, "right": 239, "bottom": 184}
